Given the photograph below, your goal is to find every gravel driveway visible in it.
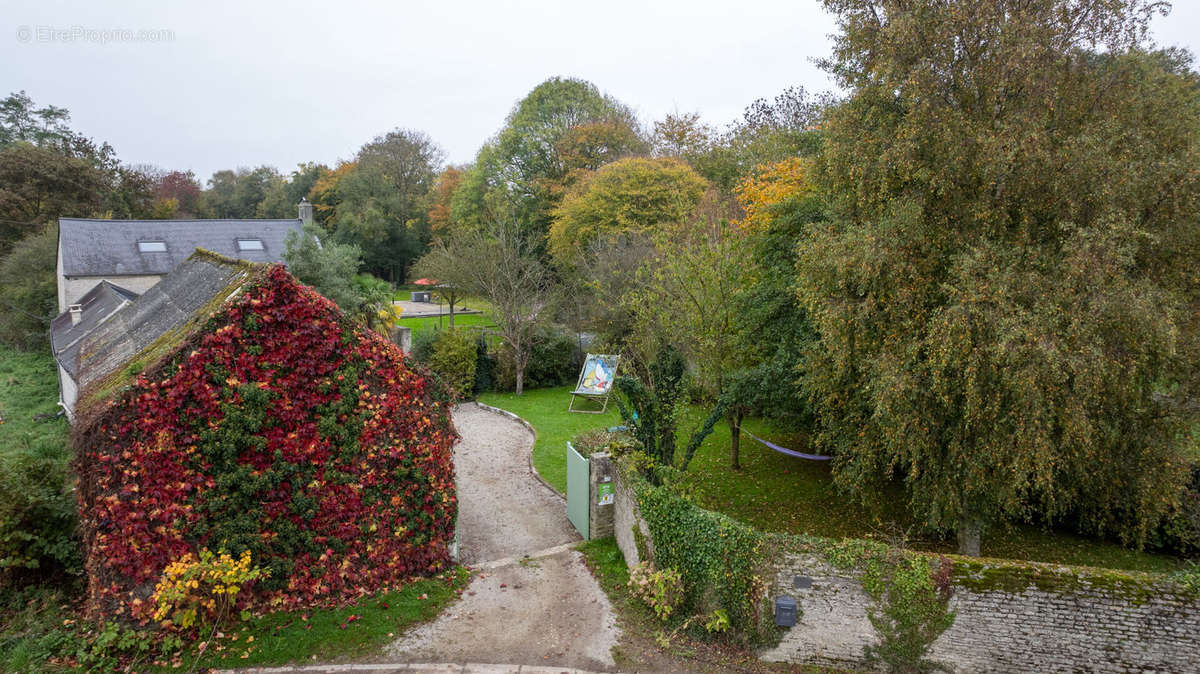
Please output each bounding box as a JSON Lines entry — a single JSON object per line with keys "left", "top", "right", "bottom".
{"left": 384, "top": 404, "right": 621, "bottom": 671}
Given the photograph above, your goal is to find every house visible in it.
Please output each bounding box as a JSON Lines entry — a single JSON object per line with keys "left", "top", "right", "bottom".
{"left": 55, "top": 198, "right": 312, "bottom": 312}
{"left": 48, "top": 280, "right": 139, "bottom": 419}
{"left": 69, "top": 249, "right": 456, "bottom": 620}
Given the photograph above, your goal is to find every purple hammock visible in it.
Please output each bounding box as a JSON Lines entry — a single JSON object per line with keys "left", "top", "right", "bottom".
{"left": 741, "top": 429, "right": 832, "bottom": 461}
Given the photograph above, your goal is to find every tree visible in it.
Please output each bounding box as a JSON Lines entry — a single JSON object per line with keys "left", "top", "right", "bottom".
{"left": 451, "top": 77, "right": 641, "bottom": 245}
{"left": 412, "top": 204, "right": 557, "bottom": 395}
{"left": 329, "top": 129, "right": 444, "bottom": 281}
{"left": 199, "top": 166, "right": 288, "bottom": 218}
{"left": 801, "top": 0, "right": 1199, "bottom": 555}
{"left": 623, "top": 193, "right": 752, "bottom": 468}
{"left": 155, "top": 170, "right": 203, "bottom": 216}
{"left": 548, "top": 157, "right": 709, "bottom": 266}
{"left": 0, "top": 224, "right": 59, "bottom": 350}
{"left": 0, "top": 142, "right": 107, "bottom": 254}
{"left": 283, "top": 224, "right": 365, "bottom": 312}
{"left": 427, "top": 166, "right": 464, "bottom": 236}
{"left": 0, "top": 91, "right": 74, "bottom": 148}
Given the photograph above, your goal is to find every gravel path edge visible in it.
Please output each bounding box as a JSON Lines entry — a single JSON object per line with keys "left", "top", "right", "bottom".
{"left": 470, "top": 401, "right": 564, "bottom": 502}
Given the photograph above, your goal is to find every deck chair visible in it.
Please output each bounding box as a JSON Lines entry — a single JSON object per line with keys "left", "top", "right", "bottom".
{"left": 569, "top": 353, "right": 620, "bottom": 413}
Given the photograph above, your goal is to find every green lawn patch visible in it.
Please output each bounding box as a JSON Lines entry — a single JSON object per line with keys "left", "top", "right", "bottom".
{"left": 0, "top": 345, "right": 68, "bottom": 459}
{"left": 178, "top": 567, "right": 469, "bottom": 670}
{"left": 479, "top": 386, "right": 620, "bottom": 492}
{"left": 483, "top": 386, "right": 1186, "bottom": 573}
{"left": 397, "top": 312, "right": 496, "bottom": 336}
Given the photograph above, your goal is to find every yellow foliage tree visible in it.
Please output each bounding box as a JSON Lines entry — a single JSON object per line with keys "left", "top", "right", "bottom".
{"left": 734, "top": 157, "right": 815, "bottom": 234}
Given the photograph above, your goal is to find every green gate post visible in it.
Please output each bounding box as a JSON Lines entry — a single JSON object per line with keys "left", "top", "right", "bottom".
{"left": 566, "top": 441, "right": 589, "bottom": 539}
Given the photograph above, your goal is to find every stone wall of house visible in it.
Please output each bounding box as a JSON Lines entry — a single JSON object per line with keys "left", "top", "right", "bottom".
{"left": 613, "top": 468, "right": 1200, "bottom": 673}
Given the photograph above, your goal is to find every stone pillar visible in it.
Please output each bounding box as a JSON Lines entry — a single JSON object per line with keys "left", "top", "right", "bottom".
{"left": 588, "top": 452, "right": 615, "bottom": 539}
{"left": 391, "top": 325, "right": 412, "bottom": 354}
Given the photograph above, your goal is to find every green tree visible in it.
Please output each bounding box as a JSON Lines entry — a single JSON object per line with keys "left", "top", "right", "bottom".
{"left": 0, "top": 224, "right": 59, "bottom": 350}
{"left": 548, "top": 157, "right": 709, "bottom": 266}
{"left": 331, "top": 129, "right": 444, "bottom": 281}
{"left": 451, "top": 77, "right": 641, "bottom": 245}
{"left": 0, "top": 142, "right": 107, "bottom": 254}
{"left": 800, "top": 0, "right": 1200, "bottom": 554}
{"left": 283, "top": 224, "right": 365, "bottom": 312}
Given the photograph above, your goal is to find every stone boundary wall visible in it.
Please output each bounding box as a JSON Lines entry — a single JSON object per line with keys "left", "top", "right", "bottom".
{"left": 613, "top": 467, "right": 1200, "bottom": 673}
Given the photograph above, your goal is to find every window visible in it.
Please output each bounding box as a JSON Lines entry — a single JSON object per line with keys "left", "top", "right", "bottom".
{"left": 137, "top": 240, "right": 167, "bottom": 253}
{"left": 236, "top": 238, "right": 264, "bottom": 251}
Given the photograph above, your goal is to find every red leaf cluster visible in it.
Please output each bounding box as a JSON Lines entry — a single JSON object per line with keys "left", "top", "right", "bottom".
{"left": 72, "top": 265, "right": 458, "bottom": 621}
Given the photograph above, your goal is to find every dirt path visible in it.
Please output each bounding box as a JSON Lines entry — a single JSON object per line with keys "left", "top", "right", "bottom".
{"left": 383, "top": 404, "right": 621, "bottom": 671}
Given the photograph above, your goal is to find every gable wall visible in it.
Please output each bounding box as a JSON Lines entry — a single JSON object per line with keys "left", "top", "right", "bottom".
{"left": 62, "top": 274, "right": 163, "bottom": 311}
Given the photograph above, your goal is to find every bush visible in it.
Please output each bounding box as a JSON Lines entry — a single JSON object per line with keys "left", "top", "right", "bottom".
{"left": 628, "top": 561, "right": 685, "bottom": 622}
{"left": 473, "top": 333, "right": 495, "bottom": 394}
{"left": 493, "top": 326, "right": 580, "bottom": 391}
{"left": 410, "top": 328, "right": 437, "bottom": 364}
{"left": 570, "top": 429, "right": 640, "bottom": 458}
{"left": 0, "top": 442, "right": 79, "bottom": 581}
{"left": 429, "top": 329, "right": 477, "bottom": 400}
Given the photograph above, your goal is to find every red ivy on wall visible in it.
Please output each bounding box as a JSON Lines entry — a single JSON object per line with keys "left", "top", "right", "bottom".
{"left": 73, "top": 265, "right": 458, "bottom": 622}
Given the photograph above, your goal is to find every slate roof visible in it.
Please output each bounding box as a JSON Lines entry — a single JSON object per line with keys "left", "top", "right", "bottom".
{"left": 75, "top": 250, "right": 262, "bottom": 400}
{"left": 58, "top": 218, "right": 302, "bottom": 277}
{"left": 50, "top": 281, "right": 140, "bottom": 379}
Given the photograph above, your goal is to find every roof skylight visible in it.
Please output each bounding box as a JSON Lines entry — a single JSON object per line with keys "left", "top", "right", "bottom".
{"left": 237, "top": 238, "right": 264, "bottom": 251}
{"left": 137, "top": 241, "right": 167, "bottom": 253}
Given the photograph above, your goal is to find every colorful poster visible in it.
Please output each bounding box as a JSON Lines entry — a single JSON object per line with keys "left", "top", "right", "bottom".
{"left": 576, "top": 355, "right": 617, "bottom": 395}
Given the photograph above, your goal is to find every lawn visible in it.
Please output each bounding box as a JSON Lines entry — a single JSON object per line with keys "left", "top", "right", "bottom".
{"left": 0, "top": 345, "right": 68, "bottom": 460}
{"left": 479, "top": 386, "right": 620, "bottom": 492}
{"left": 480, "top": 386, "right": 1188, "bottom": 573}
{"left": 396, "top": 311, "right": 496, "bottom": 336}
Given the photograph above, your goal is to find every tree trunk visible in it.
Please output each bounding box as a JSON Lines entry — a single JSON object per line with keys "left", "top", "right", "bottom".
{"left": 515, "top": 355, "right": 525, "bottom": 396}
{"left": 448, "top": 294, "right": 455, "bottom": 327}
{"left": 957, "top": 518, "right": 982, "bottom": 556}
{"left": 729, "top": 411, "right": 742, "bottom": 470}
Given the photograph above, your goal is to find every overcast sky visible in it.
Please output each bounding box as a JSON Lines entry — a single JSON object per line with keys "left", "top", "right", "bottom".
{"left": 4, "top": 0, "right": 1199, "bottom": 183}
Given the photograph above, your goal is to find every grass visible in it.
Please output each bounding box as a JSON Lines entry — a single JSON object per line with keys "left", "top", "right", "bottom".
{"left": 0, "top": 569, "right": 469, "bottom": 672}
{"left": 175, "top": 567, "right": 469, "bottom": 671}
{"left": 482, "top": 387, "right": 1188, "bottom": 573}
{"left": 479, "top": 386, "right": 620, "bottom": 491}
{"left": 0, "top": 345, "right": 68, "bottom": 459}
{"left": 396, "top": 312, "right": 496, "bottom": 336}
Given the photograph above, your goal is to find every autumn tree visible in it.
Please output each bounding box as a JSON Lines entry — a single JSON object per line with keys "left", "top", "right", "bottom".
{"left": 155, "top": 170, "right": 203, "bottom": 216}
{"left": 451, "top": 77, "right": 641, "bottom": 246}
{"left": 427, "top": 166, "right": 464, "bottom": 236}
{"left": 548, "top": 157, "right": 709, "bottom": 266}
{"left": 0, "top": 143, "right": 106, "bottom": 253}
{"left": 801, "top": 0, "right": 1200, "bottom": 554}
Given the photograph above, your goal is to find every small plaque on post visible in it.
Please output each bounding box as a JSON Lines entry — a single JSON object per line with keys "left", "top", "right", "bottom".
{"left": 596, "top": 482, "right": 614, "bottom": 506}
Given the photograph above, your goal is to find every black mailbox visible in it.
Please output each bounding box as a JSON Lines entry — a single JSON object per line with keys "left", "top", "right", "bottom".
{"left": 774, "top": 596, "right": 798, "bottom": 627}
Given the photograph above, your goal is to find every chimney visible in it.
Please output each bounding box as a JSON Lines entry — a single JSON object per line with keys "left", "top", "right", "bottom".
{"left": 298, "top": 197, "right": 313, "bottom": 226}
{"left": 69, "top": 304, "right": 83, "bottom": 326}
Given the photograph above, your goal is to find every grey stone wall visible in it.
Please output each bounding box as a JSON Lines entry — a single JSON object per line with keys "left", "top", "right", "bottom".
{"left": 612, "top": 469, "right": 1200, "bottom": 673}
{"left": 760, "top": 552, "right": 1200, "bottom": 673}
{"left": 613, "top": 467, "right": 653, "bottom": 567}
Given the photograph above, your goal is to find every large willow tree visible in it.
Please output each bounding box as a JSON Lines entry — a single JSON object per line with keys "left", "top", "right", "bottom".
{"left": 800, "top": 0, "right": 1200, "bottom": 554}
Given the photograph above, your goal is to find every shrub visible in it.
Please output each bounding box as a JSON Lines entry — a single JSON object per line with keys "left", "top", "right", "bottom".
{"left": 570, "top": 429, "right": 640, "bottom": 458}
{"left": 493, "top": 326, "right": 580, "bottom": 391}
{"left": 72, "top": 266, "right": 458, "bottom": 621}
{"left": 410, "top": 329, "right": 437, "bottom": 363}
{"left": 151, "top": 549, "right": 267, "bottom": 631}
{"left": 0, "top": 441, "right": 79, "bottom": 582}
{"left": 429, "top": 329, "right": 477, "bottom": 399}
{"left": 473, "top": 333, "right": 495, "bottom": 394}
{"left": 628, "top": 561, "right": 685, "bottom": 622}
